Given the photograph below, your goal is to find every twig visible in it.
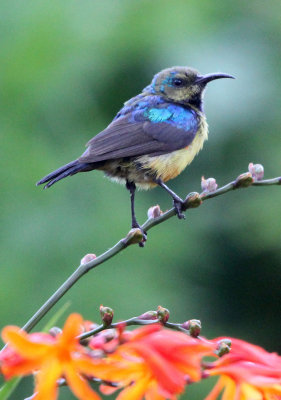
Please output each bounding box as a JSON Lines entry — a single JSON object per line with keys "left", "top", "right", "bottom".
{"left": 19, "top": 172, "right": 280, "bottom": 333}
{"left": 79, "top": 317, "right": 162, "bottom": 341}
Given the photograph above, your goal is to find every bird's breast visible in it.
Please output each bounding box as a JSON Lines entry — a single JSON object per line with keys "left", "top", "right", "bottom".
{"left": 137, "top": 115, "right": 208, "bottom": 184}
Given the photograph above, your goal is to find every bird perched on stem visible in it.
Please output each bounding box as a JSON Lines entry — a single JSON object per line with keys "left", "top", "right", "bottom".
{"left": 37, "top": 66, "right": 234, "bottom": 245}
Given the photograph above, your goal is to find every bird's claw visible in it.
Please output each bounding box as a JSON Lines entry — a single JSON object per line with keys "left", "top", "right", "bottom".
{"left": 138, "top": 229, "right": 147, "bottom": 247}
{"left": 173, "top": 200, "right": 186, "bottom": 220}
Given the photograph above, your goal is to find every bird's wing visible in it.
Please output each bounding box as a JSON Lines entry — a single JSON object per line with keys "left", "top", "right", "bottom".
{"left": 79, "top": 105, "right": 199, "bottom": 162}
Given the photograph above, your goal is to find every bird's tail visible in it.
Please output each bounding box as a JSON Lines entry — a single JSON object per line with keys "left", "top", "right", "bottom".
{"left": 36, "top": 160, "right": 93, "bottom": 189}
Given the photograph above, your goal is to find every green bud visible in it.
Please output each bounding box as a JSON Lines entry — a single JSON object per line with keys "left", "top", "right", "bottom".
{"left": 100, "top": 305, "right": 114, "bottom": 327}
{"left": 235, "top": 172, "right": 254, "bottom": 188}
{"left": 124, "top": 228, "right": 144, "bottom": 246}
{"left": 215, "top": 338, "right": 232, "bottom": 357}
{"left": 183, "top": 319, "right": 201, "bottom": 337}
{"left": 157, "top": 306, "right": 170, "bottom": 323}
{"left": 184, "top": 192, "right": 202, "bottom": 209}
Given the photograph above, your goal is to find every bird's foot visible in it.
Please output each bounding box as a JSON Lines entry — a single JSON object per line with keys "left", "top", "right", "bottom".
{"left": 173, "top": 199, "right": 186, "bottom": 220}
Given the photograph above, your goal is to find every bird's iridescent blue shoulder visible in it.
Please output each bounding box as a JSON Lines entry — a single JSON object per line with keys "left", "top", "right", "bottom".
{"left": 114, "top": 91, "right": 165, "bottom": 121}
{"left": 165, "top": 104, "right": 198, "bottom": 133}
{"left": 131, "top": 102, "right": 198, "bottom": 134}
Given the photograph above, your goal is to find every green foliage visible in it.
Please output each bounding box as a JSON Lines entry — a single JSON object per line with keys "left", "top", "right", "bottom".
{"left": 0, "top": 377, "right": 22, "bottom": 400}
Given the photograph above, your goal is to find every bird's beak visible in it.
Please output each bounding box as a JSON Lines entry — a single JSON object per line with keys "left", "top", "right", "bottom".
{"left": 195, "top": 73, "right": 235, "bottom": 85}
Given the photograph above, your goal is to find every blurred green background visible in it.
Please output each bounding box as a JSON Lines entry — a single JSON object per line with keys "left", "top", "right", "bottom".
{"left": 1, "top": 0, "right": 281, "bottom": 398}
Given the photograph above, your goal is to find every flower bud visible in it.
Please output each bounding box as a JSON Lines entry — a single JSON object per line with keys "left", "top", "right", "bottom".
{"left": 100, "top": 305, "right": 114, "bottom": 327}
{"left": 138, "top": 311, "right": 158, "bottom": 320}
{"left": 182, "top": 319, "right": 201, "bottom": 337}
{"left": 147, "top": 205, "right": 162, "bottom": 219}
{"left": 157, "top": 306, "right": 170, "bottom": 323}
{"left": 81, "top": 253, "right": 97, "bottom": 265}
{"left": 235, "top": 172, "right": 254, "bottom": 188}
{"left": 184, "top": 192, "right": 202, "bottom": 209}
{"left": 89, "top": 334, "right": 106, "bottom": 350}
{"left": 124, "top": 228, "right": 144, "bottom": 246}
{"left": 88, "top": 329, "right": 116, "bottom": 351}
{"left": 248, "top": 163, "right": 264, "bottom": 181}
{"left": 100, "top": 328, "right": 116, "bottom": 342}
{"left": 201, "top": 176, "right": 218, "bottom": 193}
{"left": 49, "top": 327, "right": 62, "bottom": 337}
{"left": 215, "top": 338, "right": 232, "bottom": 357}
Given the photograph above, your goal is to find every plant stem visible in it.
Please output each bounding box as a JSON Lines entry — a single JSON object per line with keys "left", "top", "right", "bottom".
{"left": 19, "top": 173, "right": 281, "bottom": 333}
{"left": 22, "top": 238, "right": 130, "bottom": 332}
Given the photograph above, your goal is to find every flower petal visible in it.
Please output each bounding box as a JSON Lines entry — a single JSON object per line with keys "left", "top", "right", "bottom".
{"left": 145, "top": 380, "right": 168, "bottom": 400}
{"left": 130, "top": 325, "right": 161, "bottom": 341}
{"left": 33, "top": 360, "right": 62, "bottom": 400}
{"left": 1, "top": 358, "right": 41, "bottom": 379}
{"left": 2, "top": 327, "right": 51, "bottom": 359}
{"left": 127, "top": 342, "right": 186, "bottom": 395}
{"left": 75, "top": 357, "right": 142, "bottom": 384}
{"left": 117, "top": 375, "right": 150, "bottom": 400}
{"left": 240, "top": 383, "right": 263, "bottom": 400}
{"left": 59, "top": 314, "right": 83, "bottom": 348}
{"left": 221, "top": 376, "right": 236, "bottom": 400}
{"left": 64, "top": 363, "right": 101, "bottom": 400}
{"left": 99, "top": 384, "right": 119, "bottom": 395}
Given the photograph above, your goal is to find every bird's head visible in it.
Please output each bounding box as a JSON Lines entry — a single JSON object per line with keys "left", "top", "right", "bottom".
{"left": 149, "top": 66, "right": 234, "bottom": 109}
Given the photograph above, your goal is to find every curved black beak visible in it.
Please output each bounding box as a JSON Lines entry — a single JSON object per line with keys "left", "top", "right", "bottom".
{"left": 195, "top": 73, "right": 235, "bottom": 85}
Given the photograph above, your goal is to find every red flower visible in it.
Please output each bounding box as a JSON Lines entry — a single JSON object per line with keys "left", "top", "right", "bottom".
{"left": 205, "top": 337, "right": 281, "bottom": 399}
{"left": 77, "top": 324, "right": 215, "bottom": 399}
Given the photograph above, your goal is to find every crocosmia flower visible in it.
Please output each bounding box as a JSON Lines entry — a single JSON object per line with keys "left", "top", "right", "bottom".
{"left": 77, "top": 324, "right": 215, "bottom": 400}
{"left": 205, "top": 337, "right": 281, "bottom": 400}
{"left": 0, "top": 313, "right": 101, "bottom": 400}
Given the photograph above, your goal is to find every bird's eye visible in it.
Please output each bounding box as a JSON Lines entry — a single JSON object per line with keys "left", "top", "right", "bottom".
{"left": 173, "top": 78, "right": 184, "bottom": 87}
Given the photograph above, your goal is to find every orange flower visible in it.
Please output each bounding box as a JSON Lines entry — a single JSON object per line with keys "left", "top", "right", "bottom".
{"left": 77, "top": 324, "right": 215, "bottom": 400}
{"left": 205, "top": 337, "right": 281, "bottom": 400}
{"left": 0, "top": 313, "right": 101, "bottom": 400}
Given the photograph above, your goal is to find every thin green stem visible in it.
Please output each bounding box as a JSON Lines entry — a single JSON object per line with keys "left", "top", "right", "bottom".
{"left": 22, "top": 238, "right": 132, "bottom": 332}
{"left": 164, "top": 321, "right": 187, "bottom": 333}
{"left": 22, "top": 266, "right": 85, "bottom": 332}
{"left": 79, "top": 317, "right": 160, "bottom": 341}
{"left": 252, "top": 177, "right": 281, "bottom": 185}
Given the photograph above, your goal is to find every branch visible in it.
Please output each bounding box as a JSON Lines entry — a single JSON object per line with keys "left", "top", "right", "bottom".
{"left": 20, "top": 168, "right": 281, "bottom": 333}
{"left": 79, "top": 320, "right": 195, "bottom": 342}
{"left": 78, "top": 306, "right": 201, "bottom": 341}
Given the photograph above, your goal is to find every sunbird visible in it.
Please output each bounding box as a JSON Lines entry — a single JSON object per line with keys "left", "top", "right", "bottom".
{"left": 37, "top": 66, "right": 234, "bottom": 241}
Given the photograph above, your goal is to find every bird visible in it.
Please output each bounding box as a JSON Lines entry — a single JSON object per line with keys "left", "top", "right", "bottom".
{"left": 37, "top": 66, "right": 234, "bottom": 244}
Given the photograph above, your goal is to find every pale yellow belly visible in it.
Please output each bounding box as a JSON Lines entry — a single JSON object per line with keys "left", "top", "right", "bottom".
{"left": 137, "top": 118, "right": 208, "bottom": 184}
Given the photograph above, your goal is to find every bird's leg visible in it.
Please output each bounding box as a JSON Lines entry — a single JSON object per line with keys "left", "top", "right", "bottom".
{"left": 126, "top": 180, "right": 147, "bottom": 246}
{"left": 126, "top": 180, "right": 139, "bottom": 229}
{"left": 155, "top": 178, "right": 185, "bottom": 219}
